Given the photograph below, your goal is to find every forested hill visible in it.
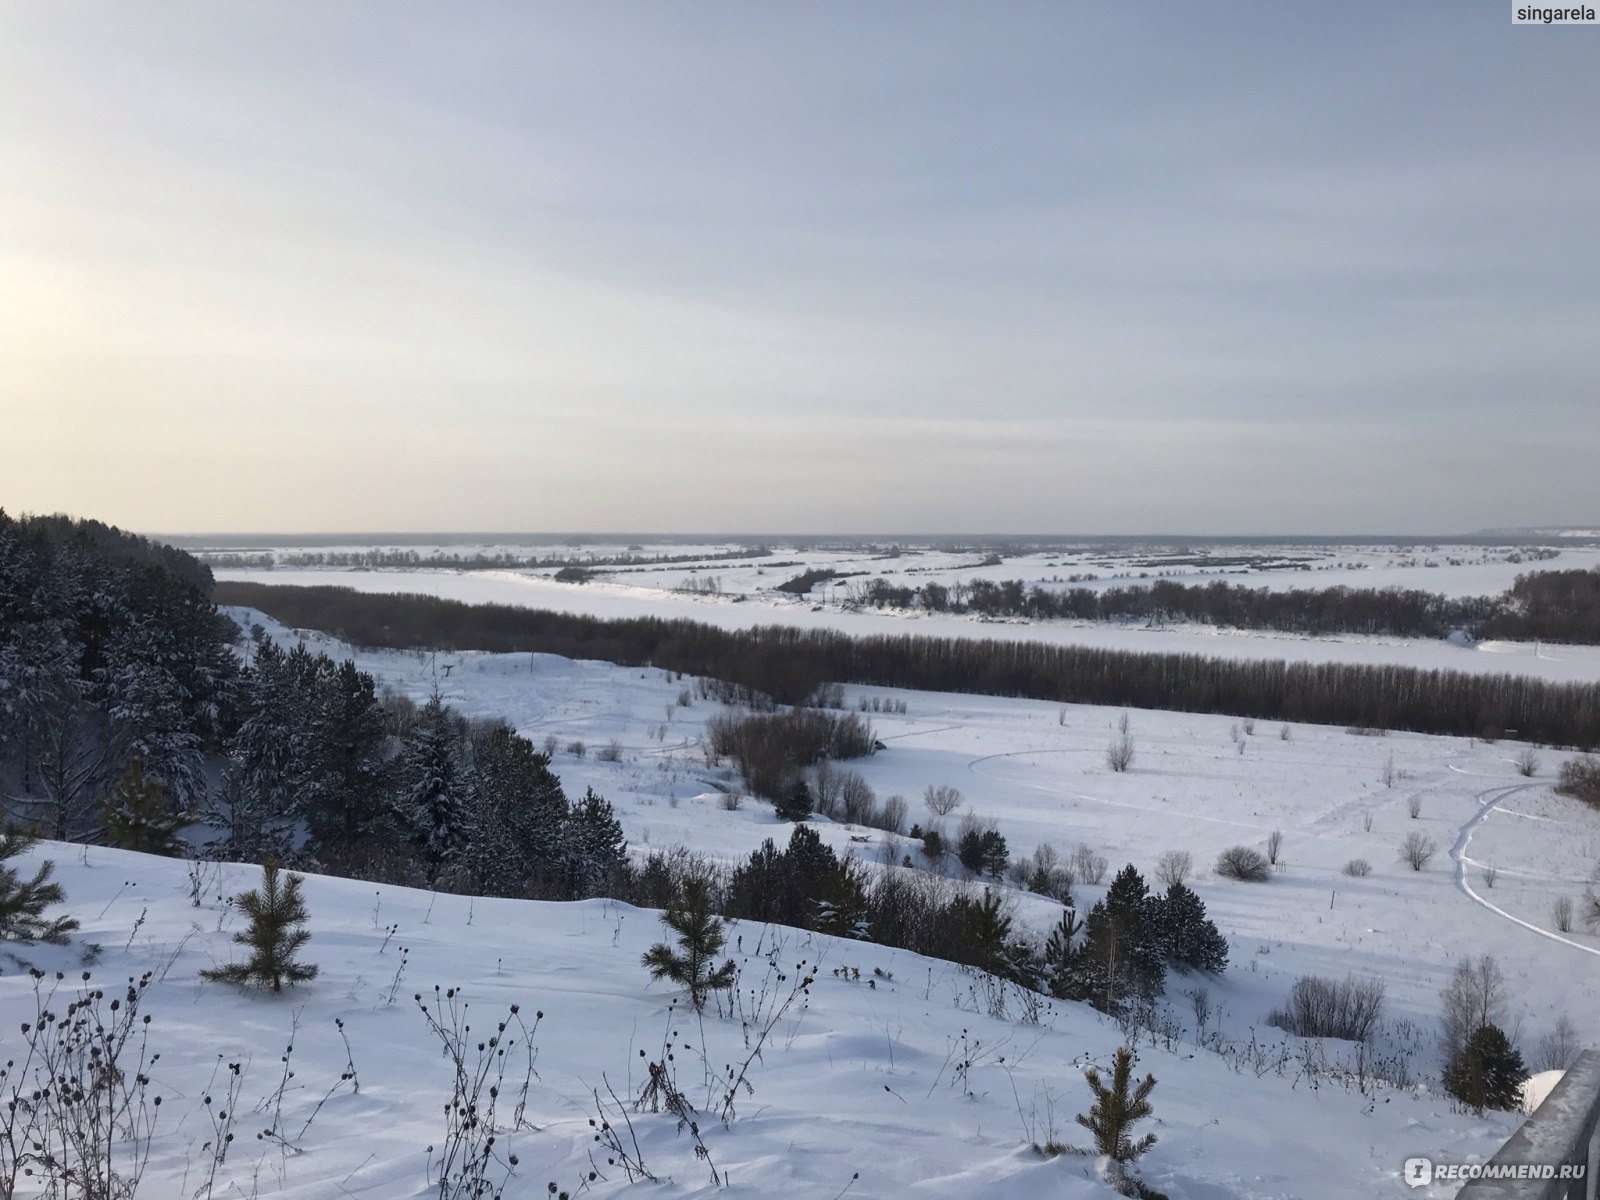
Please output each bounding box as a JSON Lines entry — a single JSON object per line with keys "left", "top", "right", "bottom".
{"left": 0, "top": 509, "right": 238, "bottom": 818}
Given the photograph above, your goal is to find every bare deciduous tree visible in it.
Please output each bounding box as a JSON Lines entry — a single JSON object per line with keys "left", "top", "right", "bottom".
{"left": 1154, "top": 850, "right": 1192, "bottom": 887}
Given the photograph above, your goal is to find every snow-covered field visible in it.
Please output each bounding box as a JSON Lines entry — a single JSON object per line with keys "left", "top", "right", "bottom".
{"left": 215, "top": 558, "right": 1600, "bottom": 684}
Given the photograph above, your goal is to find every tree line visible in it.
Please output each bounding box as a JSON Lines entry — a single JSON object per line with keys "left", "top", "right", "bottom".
{"left": 848, "top": 570, "right": 1599, "bottom": 643}
{"left": 215, "top": 581, "right": 1600, "bottom": 747}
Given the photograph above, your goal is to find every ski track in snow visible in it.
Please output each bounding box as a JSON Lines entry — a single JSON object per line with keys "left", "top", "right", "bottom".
{"left": 1452, "top": 782, "right": 1600, "bottom": 958}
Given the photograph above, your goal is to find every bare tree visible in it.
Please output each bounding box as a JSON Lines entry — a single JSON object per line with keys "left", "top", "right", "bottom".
{"left": 1399, "top": 831, "right": 1436, "bottom": 871}
{"left": 1383, "top": 754, "right": 1397, "bottom": 789}
{"left": 1154, "top": 850, "right": 1193, "bottom": 887}
{"left": 1406, "top": 794, "right": 1423, "bottom": 820}
{"left": 923, "top": 783, "right": 963, "bottom": 817}
{"left": 1534, "top": 1014, "right": 1580, "bottom": 1072}
{"left": 1440, "top": 956, "right": 1507, "bottom": 1066}
{"left": 1266, "top": 830, "right": 1284, "bottom": 866}
{"left": 1514, "top": 747, "right": 1540, "bottom": 777}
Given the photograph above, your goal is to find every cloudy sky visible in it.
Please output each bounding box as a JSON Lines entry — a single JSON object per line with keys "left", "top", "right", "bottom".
{"left": 2, "top": 3, "right": 1596, "bottom": 535}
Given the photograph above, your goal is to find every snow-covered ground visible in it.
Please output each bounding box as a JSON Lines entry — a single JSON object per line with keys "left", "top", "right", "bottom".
{"left": 6, "top": 598, "right": 1593, "bottom": 1199}
{"left": 14, "top": 606, "right": 1564, "bottom": 1197}
{"left": 0, "top": 841, "right": 1526, "bottom": 1200}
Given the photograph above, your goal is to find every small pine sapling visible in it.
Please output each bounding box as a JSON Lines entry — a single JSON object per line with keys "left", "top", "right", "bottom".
{"left": 0, "top": 826, "right": 79, "bottom": 944}
{"left": 1076, "top": 1045, "right": 1158, "bottom": 1165}
{"left": 202, "top": 863, "right": 319, "bottom": 992}
{"left": 641, "top": 879, "right": 736, "bottom": 1012}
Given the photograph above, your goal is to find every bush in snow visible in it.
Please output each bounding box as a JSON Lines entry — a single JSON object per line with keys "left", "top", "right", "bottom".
{"left": 923, "top": 783, "right": 963, "bottom": 816}
{"left": 1398, "top": 831, "right": 1436, "bottom": 871}
{"left": 1265, "top": 974, "right": 1385, "bottom": 1042}
{"left": 1215, "top": 846, "right": 1270, "bottom": 882}
{"left": 1153, "top": 850, "right": 1192, "bottom": 887}
{"left": 1556, "top": 755, "right": 1600, "bottom": 807}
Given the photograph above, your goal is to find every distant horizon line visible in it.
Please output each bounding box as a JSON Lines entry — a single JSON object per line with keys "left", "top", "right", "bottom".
{"left": 152, "top": 527, "right": 1598, "bottom": 548}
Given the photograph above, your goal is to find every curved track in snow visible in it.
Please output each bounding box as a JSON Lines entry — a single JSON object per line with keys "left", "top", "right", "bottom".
{"left": 1450, "top": 781, "right": 1600, "bottom": 958}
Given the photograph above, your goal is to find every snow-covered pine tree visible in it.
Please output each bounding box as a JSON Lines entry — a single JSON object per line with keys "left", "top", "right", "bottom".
{"left": 1071, "top": 869, "right": 1166, "bottom": 1014}
{"left": 304, "top": 659, "right": 389, "bottom": 850}
{"left": 562, "top": 788, "right": 627, "bottom": 898}
{"left": 641, "top": 877, "right": 736, "bottom": 1011}
{"left": 0, "top": 827, "right": 79, "bottom": 944}
{"left": 1150, "top": 880, "right": 1228, "bottom": 974}
{"left": 201, "top": 863, "right": 319, "bottom": 992}
{"left": 774, "top": 776, "right": 812, "bottom": 822}
{"left": 463, "top": 723, "right": 568, "bottom": 896}
{"left": 1041, "top": 908, "right": 1083, "bottom": 999}
{"left": 396, "top": 694, "right": 473, "bottom": 877}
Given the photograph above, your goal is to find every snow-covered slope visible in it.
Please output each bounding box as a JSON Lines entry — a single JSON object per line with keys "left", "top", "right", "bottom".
{"left": 0, "top": 843, "right": 1525, "bottom": 1199}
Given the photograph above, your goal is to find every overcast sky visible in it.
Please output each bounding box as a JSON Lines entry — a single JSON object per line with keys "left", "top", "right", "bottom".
{"left": 2, "top": 3, "right": 1596, "bottom": 535}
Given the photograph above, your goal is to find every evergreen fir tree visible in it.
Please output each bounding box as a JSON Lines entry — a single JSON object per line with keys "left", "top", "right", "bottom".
{"left": 101, "top": 757, "right": 186, "bottom": 856}
{"left": 774, "top": 776, "right": 813, "bottom": 822}
{"left": 1076, "top": 1046, "right": 1158, "bottom": 1164}
{"left": 641, "top": 878, "right": 736, "bottom": 1011}
{"left": 201, "top": 863, "right": 319, "bottom": 992}
{"left": 305, "top": 659, "right": 389, "bottom": 850}
{"left": 396, "top": 694, "right": 472, "bottom": 875}
{"left": 1444, "top": 1023, "right": 1527, "bottom": 1113}
{"left": 1041, "top": 908, "right": 1083, "bottom": 1000}
{"left": 1072, "top": 870, "right": 1166, "bottom": 1014}
{"left": 563, "top": 788, "right": 627, "bottom": 898}
{"left": 947, "top": 888, "right": 1014, "bottom": 975}
{"left": 463, "top": 723, "right": 568, "bottom": 896}
{"left": 0, "top": 827, "right": 79, "bottom": 944}
{"left": 1150, "top": 881, "right": 1229, "bottom": 974}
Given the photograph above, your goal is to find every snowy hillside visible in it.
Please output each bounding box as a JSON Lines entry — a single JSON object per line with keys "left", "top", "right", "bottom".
{"left": 0, "top": 842, "right": 1528, "bottom": 1199}
{"left": 9, "top": 606, "right": 1568, "bottom": 1197}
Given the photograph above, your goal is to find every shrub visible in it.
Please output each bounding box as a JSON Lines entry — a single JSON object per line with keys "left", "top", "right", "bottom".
{"left": 1556, "top": 756, "right": 1600, "bottom": 807}
{"left": 1265, "top": 974, "right": 1385, "bottom": 1042}
{"left": 595, "top": 739, "right": 623, "bottom": 763}
{"left": 0, "top": 827, "right": 79, "bottom": 945}
{"left": 566, "top": 739, "right": 587, "bottom": 759}
{"left": 1514, "top": 747, "right": 1539, "bottom": 777}
{"left": 1554, "top": 895, "right": 1574, "bottom": 932}
{"left": 1154, "top": 850, "right": 1192, "bottom": 887}
{"left": 924, "top": 784, "right": 963, "bottom": 816}
{"left": 1342, "top": 858, "right": 1372, "bottom": 877}
{"left": 1265, "top": 830, "right": 1284, "bottom": 865}
{"left": 708, "top": 710, "right": 876, "bottom": 801}
{"left": 1534, "top": 1014, "right": 1580, "bottom": 1072}
{"left": 1215, "top": 846, "right": 1270, "bottom": 882}
{"left": 1406, "top": 794, "right": 1422, "bottom": 819}
{"left": 201, "top": 863, "right": 319, "bottom": 992}
{"left": 1399, "top": 831, "right": 1436, "bottom": 871}
{"left": 1106, "top": 734, "right": 1136, "bottom": 773}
